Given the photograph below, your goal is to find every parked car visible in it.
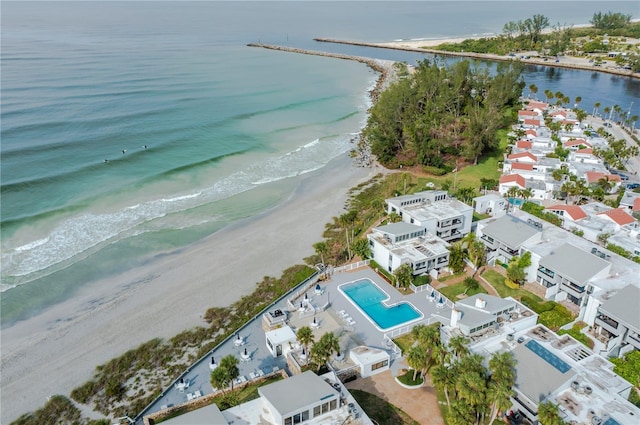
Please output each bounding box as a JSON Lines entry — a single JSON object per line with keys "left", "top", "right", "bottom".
{"left": 626, "top": 183, "right": 640, "bottom": 190}
{"left": 619, "top": 173, "right": 630, "bottom": 181}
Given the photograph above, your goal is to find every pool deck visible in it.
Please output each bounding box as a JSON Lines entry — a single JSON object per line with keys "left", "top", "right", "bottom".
{"left": 137, "top": 265, "right": 453, "bottom": 423}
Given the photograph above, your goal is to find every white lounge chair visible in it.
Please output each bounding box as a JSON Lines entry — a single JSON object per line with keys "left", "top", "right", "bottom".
{"left": 187, "top": 393, "right": 194, "bottom": 401}
{"left": 194, "top": 390, "right": 202, "bottom": 397}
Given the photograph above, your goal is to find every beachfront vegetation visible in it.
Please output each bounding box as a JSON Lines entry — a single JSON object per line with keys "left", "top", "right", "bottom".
{"left": 63, "top": 264, "right": 315, "bottom": 421}
{"left": 362, "top": 59, "right": 524, "bottom": 168}
{"left": 11, "top": 395, "right": 110, "bottom": 425}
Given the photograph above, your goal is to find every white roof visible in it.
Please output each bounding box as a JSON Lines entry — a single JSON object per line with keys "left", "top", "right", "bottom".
{"left": 265, "top": 325, "right": 296, "bottom": 345}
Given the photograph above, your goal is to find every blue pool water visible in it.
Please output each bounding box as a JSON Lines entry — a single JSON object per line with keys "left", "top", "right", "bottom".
{"left": 340, "top": 279, "right": 422, "bottom": 331}
{"left": 525, "top": 340, "right": 571, "bottom": 373}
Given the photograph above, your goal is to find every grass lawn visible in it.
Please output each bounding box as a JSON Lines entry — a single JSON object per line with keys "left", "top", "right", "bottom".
{"left": 397, "top": 369, "right": 424, "bottom": 386}
{"left": 349, "top": 389, "right": 420, "bottom": 425}
{"left": 481, "top": 269, "right": 523, "bottom": 299}
{"left": 438, "top": 280, "right": 488, "bottom": 300}
{"left": 437, "top": 272, "right": 464, "bottom": 282}
{"left": 393, "top": 333, "right": 417, "bottom": 354}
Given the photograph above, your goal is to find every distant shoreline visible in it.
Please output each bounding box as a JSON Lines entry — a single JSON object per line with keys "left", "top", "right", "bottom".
{"left": 313, "top": 37, "right": 640, "bottom": 80}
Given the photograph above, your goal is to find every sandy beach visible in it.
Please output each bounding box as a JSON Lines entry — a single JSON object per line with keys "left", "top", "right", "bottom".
{"left": 0, "top": 153, "right": 384, "bottom": 423}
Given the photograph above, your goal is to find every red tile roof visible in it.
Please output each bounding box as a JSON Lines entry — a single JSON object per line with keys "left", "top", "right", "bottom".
{"left": 500, "top": 174, "right": 526, "bottom": 188}
{"left": 598, "top": 208, "right": 636, "bottom": 226}
{"left": 524, "top": 118, "right": 540, "bottom": 127}
{"left": 526, "top": 129, "right": 537, "bottom": 136}
{"left": 511, "top": 162, "right": 534, "bottom": 171}
{"left": 508, "top": 152, "right": 538, "bottom": 161}
{"left": 526, "top": 101, "right": 548, "bottom": 111}
{"left": 585, "top": 171, "right": 621, "bottom": 184}
{"left": 518, "top": 110, "right": 537, "bottom": 116}
{"left": 546, "top": 205, "right": 587, "bottom": 221}
{"left": 551, "top": 110, "right": 567, "bottom": 117}
{"left": 564, "top": 139, "right": 591, "bottom": 148}
{"left": 516, "top": 140, "right": 532, "bottom": 149}
{"left": 575, "top": 148, "right": 593, "bottom": 155}
{"left": 634, "top": 198, "right": 640, "bottom": 212}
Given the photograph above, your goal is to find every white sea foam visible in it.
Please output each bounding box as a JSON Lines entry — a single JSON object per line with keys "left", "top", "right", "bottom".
{"left": 14, "top": 237, "right": 49, "bottom": 252}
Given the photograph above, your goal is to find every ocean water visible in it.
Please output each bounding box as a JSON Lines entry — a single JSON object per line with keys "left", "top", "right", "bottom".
{"left": 2, "top": 1, "right": 639, "bottom": 326}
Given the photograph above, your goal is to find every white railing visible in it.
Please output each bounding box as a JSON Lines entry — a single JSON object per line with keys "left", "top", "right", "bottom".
{"left": 409, "top": 282, "right": 430, "bottom": 293}
{"left": 424, "top": 283, "right": 455, "bottom": 309}
{"left": 333, "top": 260, "right": 370, "bottom": 274}
{"left": 383, "top": 334, "right": 402, "bottom": 358}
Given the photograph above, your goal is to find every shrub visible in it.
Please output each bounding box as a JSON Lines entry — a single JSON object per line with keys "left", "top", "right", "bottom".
{"left": 421, "top": 165, "right": 448, "bottom": 176}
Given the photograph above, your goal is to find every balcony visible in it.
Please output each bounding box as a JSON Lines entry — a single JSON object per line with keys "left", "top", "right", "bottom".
{"left": 595, "top": 314, "right": 620, "bottom": 335}
{"left": 537, "top": 266, "right": 555, "bottom": 279}
{"left": 499, "top": 245, "right": 519, "bottom": 256}
{"left": 480, "top": 234, "right": 494, "bottom": 245}
{"left": 628, "top": 333, "right": 640, "bottom": 349}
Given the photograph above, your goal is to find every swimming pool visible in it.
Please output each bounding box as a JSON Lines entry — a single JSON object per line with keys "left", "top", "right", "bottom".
{"left": 339, "top": 279, "right": 423, "bottom": 331}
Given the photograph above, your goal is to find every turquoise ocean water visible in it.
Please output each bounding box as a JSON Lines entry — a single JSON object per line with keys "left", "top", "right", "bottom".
{"left": 2, "top": 1, "right": 639, "bottom": 326}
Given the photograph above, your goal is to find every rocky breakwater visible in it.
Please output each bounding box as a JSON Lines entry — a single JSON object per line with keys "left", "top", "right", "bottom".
{"left": 247, "top": 43, "right": 401, "bottom": 167}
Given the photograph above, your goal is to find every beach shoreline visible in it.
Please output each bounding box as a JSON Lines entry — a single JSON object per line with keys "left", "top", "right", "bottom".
{"left": 0, "top": 151, "right": 385, "bottom": 423}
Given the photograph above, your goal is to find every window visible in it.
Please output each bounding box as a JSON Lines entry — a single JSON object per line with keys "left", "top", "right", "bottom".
{"left": 372, "top": 359, "right": 389, "bottom": 370}
{"left": 285, "top": 417, "right": 292, "bottom": 425}
{"left": 313, "top": 405, "right": 321, "bottom": 417}
{"left": 301, "top": 410, "right": 309, "bottom": 421}
{"left": 330, "top": 399, "right": 337, "bottom": 410}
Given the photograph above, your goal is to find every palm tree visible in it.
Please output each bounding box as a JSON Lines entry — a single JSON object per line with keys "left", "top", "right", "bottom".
{"left": 456, "top": 371, "right": 487, "bottom": 423}
{"left": 603, "top": 106, "right": 612, "bottom": 123}
{"left": 487, "top": 381, "right": 515, "bottom": 425}
{"left": 518, "top": 187, "right": 533, "bottom": 203}
{"left": 296, "top": 326, "right": 314, "bottom": 354}
{"left": 528, "top": 84, "right": 538, "bottom": 99}
{"left": 574, "top": 96, "right": 581, "bottom": 108}
{"left": 211, "top": 354, "right": 240, "bottom": 393}
{"left": 448, "top": 335, "right": 471, "bottom": 359}
{"left": 544, "top": 89, "right": 554, "bottom": 104}
{"left": 406, "top": 345, "right": 428, "bottom": 381}
{"left": 467, "top": 240, "right": 487, "bottom": 273}
{"left": 393, "top": 263, "right": 413, "bottom": 289}
{"left": 311, "top": 332, "right": 340, "bottom": 372}
{"left": 593, "top": 101, "right": 601, "bottom": 117}
{"left": 538, "top": 401, "right": 564, "bottom": 425}
{"left": 462, "top": 277, "right": 480, "bottom": 295}
{"left": 431, "top": 363, "right": 456, "bottom": 407}
{"left": 448, "top": 242, "right": 466, "bottom": 274}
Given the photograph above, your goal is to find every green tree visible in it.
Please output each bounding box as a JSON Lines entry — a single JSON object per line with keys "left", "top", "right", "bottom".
{"left": 538, "top": 401, "right": 564, "bottom": 425}
{"left": 211, "top": 354, "right": 240, "bottom": 393}
{"left": 406, "top": 344, "right": 428, "bottom": 381}
{"left": 351, "top": 238, "right": 370, "bottom": 260}
{"left": 431, "top": 363, "right": 456, "bottom": 407}
{"left": 296, "top": 326, "right": 314, "bottom": 354}
{"left": 448, "top": 335, "right": 471, "bottom": 359}
{"left": 394, "top": 263, "right": 413, "bottom": 288}
{"left": 591, "top": 12, "right": 632, "bottom": 30}
{"left": 448, "top": 242, "right": 466, "bottom": 274}
{"left": 462, "top": 277, "right": 480, "bottom": 295}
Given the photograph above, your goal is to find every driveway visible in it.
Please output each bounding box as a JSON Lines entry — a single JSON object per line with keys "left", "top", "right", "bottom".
{"left": 345, "top": 369, "right": 444, "bottom": 425}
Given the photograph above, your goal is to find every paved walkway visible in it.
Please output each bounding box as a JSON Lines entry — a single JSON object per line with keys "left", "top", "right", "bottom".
{"left": 345, "top": 370, "right": 444, "bottom": 425}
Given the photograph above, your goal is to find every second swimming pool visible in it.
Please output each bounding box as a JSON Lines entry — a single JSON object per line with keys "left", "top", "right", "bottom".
{"left": 340, "top": 279, "right": 423, "bottom": 331}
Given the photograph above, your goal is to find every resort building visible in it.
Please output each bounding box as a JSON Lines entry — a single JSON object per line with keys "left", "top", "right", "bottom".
{"left": 476, "top": 214, "right": 542, "bottom": 264}
{"left": 533, "top": 243, "right": 611, "bottom": 307}
{"left": 384, "top": 190, "right": 473, "bottom": 241}
{"left": 472, "top": 193, "right": 507, "bottom": 217}
{"left": 442, "top": 294, "right": 538, "bottom": 341}
{"left": 593, "top": 284, "right": 640, "bottom": 357}
{"left": 367, "top": 222, "right": 450, "bottom": 275}
{"left": 476, "top": 210, "right": 640, "bottom": 334}
{"left": 451, "top": 298, "right": 639, "bottom": 425}
{"left": 173, "top": 371, "right": 373, "bottom": 425}
{"left": 503, "top": 325, "right": 639, "bottom": 425}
